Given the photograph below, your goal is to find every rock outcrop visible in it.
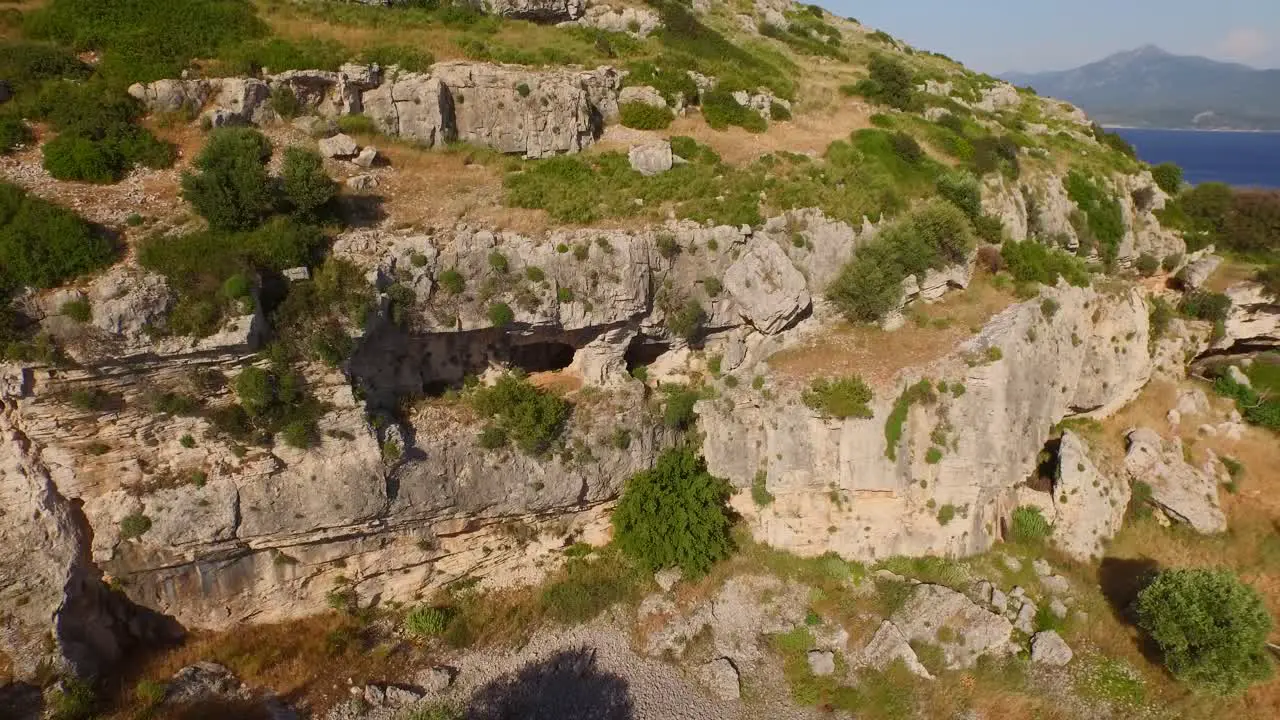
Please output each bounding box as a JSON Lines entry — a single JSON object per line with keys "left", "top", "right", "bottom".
{"left": 1047, "top": 431, "right": 1129, "bottom": 561}
{"left": 131, "top": 62, "right": 621, "bottom": 158}
{"left": 706, "top": 283, "right": 1151, "bottom": 561}
{"left": 1124, "top": 428, "right": 1226, "bottom": 533}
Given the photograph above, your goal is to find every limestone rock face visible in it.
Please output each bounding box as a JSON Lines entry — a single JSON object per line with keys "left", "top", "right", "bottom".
{"left": 722, "top": 240, "right": 811, "bottom": 334}
{"left": 704, "top": 284, "right": 1152, "bottom": 561}
{"left": 1220, "top": 282, "right": 1280, "bottom": 351}
{"left": 1050, "top": 431, "right": 1129, "bottom": 561}
{"left": 130, "top": 62, "right": 621, "bottom": 158}
{"left": 477, "top": 0, "right": 586, "bottom": 22}
{"left": 1124, "top": 428, "right": 1226, "bottom": 533}
{"left": 891, "top": 584, "right": 1015, "bottom": 669}
{"left": 698, "top": 657, "right": 741, "bottom": 700}
{"left": 566, "top": 4, "right": 662, "bottom": 36}
{"left": 1182, "top": 252, "right": 1223, "bottom": 291}
{"left": 619, "top": 85, "right": 667, "bottom": 109}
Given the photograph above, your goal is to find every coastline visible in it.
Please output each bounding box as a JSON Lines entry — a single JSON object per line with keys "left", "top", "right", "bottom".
{"left": 1103, "top": 125, "right": 1280, "bottom": 134}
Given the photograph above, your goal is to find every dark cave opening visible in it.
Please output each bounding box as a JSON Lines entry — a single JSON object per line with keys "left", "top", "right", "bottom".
{"left": 624, "top": 336, "right": 670, "bottom": 372}
{"left": 508, "top": 341, "right": 576, "bottom": 374}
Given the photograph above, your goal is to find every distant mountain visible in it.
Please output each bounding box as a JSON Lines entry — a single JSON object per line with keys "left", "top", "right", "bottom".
{"left": 1001, "top": 45, "right": 1280, "bottom": 131}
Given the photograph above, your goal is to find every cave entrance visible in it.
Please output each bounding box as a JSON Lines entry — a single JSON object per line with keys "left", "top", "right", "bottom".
{"left": 1025, "top": 436, "right": 1061, "bottom": 493}
{"left": 508, "top": 341, "right": 576, "bottom": 374}
{"left": 625, "top": 336, "right": 671, "bottom": 372}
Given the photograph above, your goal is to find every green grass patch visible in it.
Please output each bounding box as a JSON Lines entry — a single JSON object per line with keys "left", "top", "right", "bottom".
{"left": 884, "top": 379, "right": 936, "bottom": 460}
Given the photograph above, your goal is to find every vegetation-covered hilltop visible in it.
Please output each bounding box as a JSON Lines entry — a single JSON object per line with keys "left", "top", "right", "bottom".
{"left": 0, "top": 2, "right": 1278, "bottom": 720}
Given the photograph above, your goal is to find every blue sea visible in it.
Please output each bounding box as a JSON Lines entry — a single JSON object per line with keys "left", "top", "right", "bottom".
{"left": 1112, "top": 128, "right": 1280, "bottom": 189}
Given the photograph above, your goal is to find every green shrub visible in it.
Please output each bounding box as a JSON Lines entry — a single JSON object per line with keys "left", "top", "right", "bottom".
{"left": 281, "top": 146, "right": 336, "bottom": 217}
{"left": 1136, "top": 568, "right": 1273, "bottom": 695}
{"left": 556, "top": 286, "right": 574, "bottom": 302}
{"left": 936, "top": 503, "right": 955, "bottom": 524}
{"left": 702, "top": 276, "right": 723, "bottom": 297}
{"left": 1152, "top": 163, "right": 1183, "bottom": 195}
{"left": 357, "top": 44, "right": 435, "bottom": 73}
{"left": 1148, "top": 296, "right": 1175, "bottom": 343}
{"left": 926, "top": 447, "right": 943, "bottom": 465}
{"left": 541, "top": 551, "right": 642, "bottom": 623}
{"left": 60, "top": 298, "right": 91, "bottom": 323}
{"left": 884, "top": 380, "right": 935, "bottom": 460}
{"left": 665, "top": 299, "right": 706, "bottom": 343}
{"left": 854, "top": 54, "right": 918, "bottom": 110}
{"left": 828, "top": 202, "right": 975, "bottom": 323}
{"left": 770, "top": 102, "right": 792, "bottom": 121}
{"left": 1000, "top": 240, "right": 1090, "bottom": 288}
{"left": 404, "top": 605, "right": 454, "bottom": 638}
{"left": 1162, "top": 253, "right": 1183, "bottom": 273}
{"left": 0, "top": 42, "right": 88, "bottom": 97}
{"left": 181, "top": 128, "right": 276, "bottom": 231}
{"left": 619, "top": 101, "right": 674, "bottom": 130}
{"left": 270, "top": 86, "right": 304, "bottom": 120}
{"left": 336, "top": 114, "right": 377, "bottom": 135}
{"left": 41, "top": 134, "right": 118, "bottom": 183}
{"left": 488, "top": 251, "right": 509, "bottom": 274}
{"left": 0, "top": 183, "right": 115, "bottom": 292}
{"left": 24, "top": 0, "right": 269, "bottom": 84}
{"left": 1010, "top": 505, "right": 1051, "bottom": 543}
{"left": 661, "top": 384, "right": 700, "bottom": 430}
{"left": 936, "top": 171, "right": 982, "bottom": 219}
{"left": 612, "top": 447, "right": 734, "bottom": 576}
{"left": 802, "top": 376, "right": 874, "bottom": 419}
{"left": 438, "top": 269, "right": 465, "bottom": 295}
{"left": 751, "top": 470, "right": 774, "bottom": 506}
{"left": 701, "top": 90, "right": 767, "bottom": 133}
{"left": 477, "top": 424, "right": 508, "bottom": 449}
{"left": 487, "top": 302, "right": 514, "bottom": 327}
{"left": 469, "top": 372, "right": 569, "bottom": 455}
{"left": 1064, "top": 171, "right": 1125, "bottom": 265}
{"left": 119, "top": 512, "right": 152, "bottom": 539}
{"left": 889, "top": 131, "right": 924, "bottom": 164}
{"left": 47, "top": 676, "right": 97, "bottom": 720}
{"left": 1180, "top": 291, "right": 1232, "bottom": 323}
{"left": 0, "top": 114, "right": 32, "bottom": 155}
{"left": 1136, "top": 253, "right": 1160, "bottom": 277}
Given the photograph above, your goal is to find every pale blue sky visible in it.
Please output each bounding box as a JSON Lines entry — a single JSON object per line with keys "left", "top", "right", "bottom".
{"left": 823, "top": 0, "right": 1280, "bottom": 73}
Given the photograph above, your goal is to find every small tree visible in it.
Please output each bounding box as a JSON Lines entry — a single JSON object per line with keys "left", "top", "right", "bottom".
{"left": 612, "top": 447, "right": 734, "bottom": 576}
{"left": 1136, "top": 568, "right": 1273, "bottom": 695}
{"left": 180, "top": 127, "right": 276, "bottom": 231}
{"left": 1151, "top": 162, "right": 1184, "bottom": 195}
{"left": 281, "top": 146, "right": 335, "bottom": 217}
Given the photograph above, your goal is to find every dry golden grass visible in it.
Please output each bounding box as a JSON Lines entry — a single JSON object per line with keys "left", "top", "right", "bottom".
{"left": 767, "top": 272, "right": 1017, "bottom": 389}
{"left": 1205, "top": 259, "right": 1266, "bottom": 293}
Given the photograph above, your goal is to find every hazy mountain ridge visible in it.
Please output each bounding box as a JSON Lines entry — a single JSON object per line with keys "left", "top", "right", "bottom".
{"left": 1003, "top": 45, "right": 1280, "bottom": 130}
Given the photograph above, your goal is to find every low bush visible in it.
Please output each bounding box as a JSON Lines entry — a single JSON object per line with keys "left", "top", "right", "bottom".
{"left": 0, "top": 114, "right": 32, "bottom": 155}
{"left": 181, "top": 128, "right": 276, "bottom": 231}
{"left": 665, "top": 298, "right": 706, "bottom": 343}
{"left": 1000, "top": 240, "right": 1090, "bottom": 288}
{"left": 884, "top": 380, "right": 935, "bottom": 460}
{"left": 1064, "top": 171, "right": 1125, "bottom": 265}
{"left": 221, "top": 364, "right": 326, "bottom": 448}
{"left": 1135, "top": 253, "right": 1160, "bottom": 276}
{"left": 701, "top": 90, "right": 767, "bottom": 133}
{"left": 469, "top": 372, "right": 569, "bottom": 455}
{"left": 404, "top": 605, "right": 454, "bottom": 638}
{"left": 619, "top": 101, "right": 674, "bottom": 130}
{"left": 935, "top": 171, "right": 982, "bottom": 219}
{"left": 119, "top": 512, "right": 152, "bottom": 539}
{"left": 487, "top": 302, "right": 514, "bottom": 327}
{"left": 1010, "top": 505, "right": 1051, "bottom": 543}
{"left": 1148, "top": 296, "right": 1175, "bottom": 343}
{"left": 828, "top": 201, "right": 975, "bottom": 323}
{"left": 540, "top": 550, "right": 643, "bottom": 624}
{"left": 661, "top": 384, "right": 700, "bottom": 430}
{"left": 1136, "top": 568, "right": 1272, "bottom": 695}
{"left": 1152, "top": 162, "right": 1183, "bottom": 195}
{"left": 802, "top": 376, "right": 874, "bottom": 419}
{"left": 612, "top": 447, "right": 734, "bottom": 576}
{"left": 853, "top": 54, "right": 918, "bottom": 110}
{"left": 0, "top": 182, "right": 115, "bottom": 292}
{"left": 751, "top": 470, "right": 774, "bottom": 506}
{"left": 1180, "top": 290, "right": 1232, "bottom": 323}
{"left": 281, "top": 146, "right": 336, "bottom": 217}
{"left": 438, "top": 269, "right": 465, "bottom": 295}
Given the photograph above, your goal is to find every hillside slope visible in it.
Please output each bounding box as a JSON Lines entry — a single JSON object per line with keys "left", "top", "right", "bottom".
{"left": 0, "top": 2, "right": 1278, "bottom": 720}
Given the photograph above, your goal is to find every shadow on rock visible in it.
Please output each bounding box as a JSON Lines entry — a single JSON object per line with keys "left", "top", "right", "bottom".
{"left": 466, "top": 647, "right": 633, "bottom": 720}
{"left": 0, "top": 683, "right": 42, "bottom": 720}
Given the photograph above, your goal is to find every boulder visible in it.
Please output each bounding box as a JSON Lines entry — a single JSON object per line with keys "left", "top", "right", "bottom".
{"left": 619, "top": 85, "right": 668, "bottom": 108}
{"left": 1180, "top": 252, "right": 1222, "bottom": 290}
{"left": 1050, "top": 431, "right": 1129, "bottom": 561}
{"left": 891, "top": 584, "right": 1015, "bottom": 669}
{"left": 655, "top": 567, "right": 683, "bottom": 592}
{"left": 1030, "top": 630, "right": 1073, "bottom": 666}
{"left": 204, "top": 78, "right": 272, "bottom": 126}
{"left": 807, "top": 649, "right": 835, "bottom": 676}
{"left": 319, "top": 133, "right": 359, "bottom": 159}
{"left": 1124, "top": 428, "right": 1226, "bottom": 533}
{"left": 698, "top": 657, "right": 740, "bottom": 700}
{"left": 628, "top": 140, "right": 673, "bottom": 176}
{"left": 861, "top": 621, "right": 933, "bottom": 679}
{"left": 1226, "top": 365, "right": 1251, "bottom": 388}
{"left": 1220, "top": 282, "right": 1279, "bottom": 350}
{"left": 127, "top": 79, "right": 212, "bottom": 114}
{"left": 353, "top": 146, "right": 379, "bottom": 168}
{"left": 414, "top": 666, "right": 454, "bottom": 694}
{"left": 1014, "top": 600, "right": 1036, "bottom": 634}
{"left": 722, "top": 241, "right": 811, "bottom": 334}
{"left": 347, "top": 174, "right": 379, "bottom": 192}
